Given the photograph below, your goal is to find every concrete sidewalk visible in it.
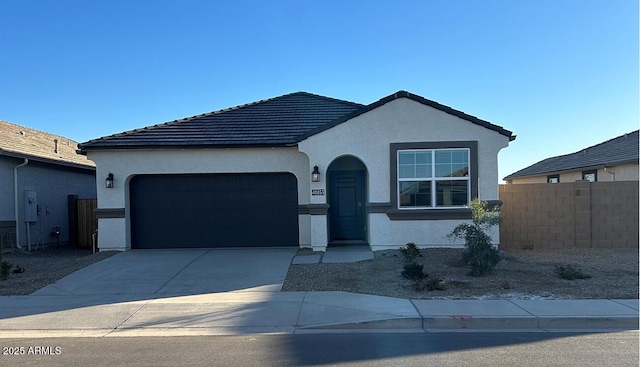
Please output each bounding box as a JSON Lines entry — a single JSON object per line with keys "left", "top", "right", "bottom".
{"left": 0, "top": 292, "right": 637, "bottom": 337}
{"left": 0, "top": 247, "right": 637, "bottom": 337}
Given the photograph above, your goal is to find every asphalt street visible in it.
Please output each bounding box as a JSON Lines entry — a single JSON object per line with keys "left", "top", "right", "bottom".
{"left": 1, "top": 331, "right": 638, "bottom": 367}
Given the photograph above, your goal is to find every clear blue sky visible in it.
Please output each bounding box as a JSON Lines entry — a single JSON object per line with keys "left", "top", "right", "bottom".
{"left": 1, "top": 0, "right": 638, "bottom": 181}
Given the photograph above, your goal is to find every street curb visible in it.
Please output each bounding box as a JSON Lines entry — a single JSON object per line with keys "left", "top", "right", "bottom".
{"left": 537, "top": 316, "right": 639, "bottom": 330}
{"left": 298, "top": 317, "right": 423, "bottom": 330}
{"left": 299, "top": 316, "right": 639, "bottom": 331}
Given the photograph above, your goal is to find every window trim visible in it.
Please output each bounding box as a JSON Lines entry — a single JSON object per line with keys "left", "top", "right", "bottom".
{"left": 582, "top": 170, "right": 597, "bottom": 182}
{"left": 397, "top": 148, "right": 471, "bottom": 209}
{"left": 389, "top": 142, "right": 478, "bottom": 220}
{"left": 547, "top": 174, "right": 559, "bottom": 183}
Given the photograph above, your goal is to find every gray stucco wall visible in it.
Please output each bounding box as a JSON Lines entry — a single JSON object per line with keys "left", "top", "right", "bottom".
{"left": 0, "top": 158, "right": 17, "bottom": 220}
{"left": 0, "top": 156, "right": 96, "bottom": 248}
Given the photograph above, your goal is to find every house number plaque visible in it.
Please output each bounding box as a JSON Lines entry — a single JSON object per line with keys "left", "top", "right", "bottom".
{"left": 312, "top": 189, "right": 325, "bottom": 196}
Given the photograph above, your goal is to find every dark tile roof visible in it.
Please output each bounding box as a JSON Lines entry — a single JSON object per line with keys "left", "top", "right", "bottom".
{"left": 79, "top": 90, "right": 515, "bottom": 151}
{"left": 79, "top": 92, "right": 364, "bottom": 150}
{"left": 504, "top": 130, "right": 639, "bottom": 180}
{"left": 0, "top": 120, "right": 95, "bottom": 169}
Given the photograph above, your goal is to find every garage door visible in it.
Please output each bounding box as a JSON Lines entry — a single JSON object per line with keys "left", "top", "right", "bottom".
{"left": 130, "top": 173, "right": 298, "bottom": 249}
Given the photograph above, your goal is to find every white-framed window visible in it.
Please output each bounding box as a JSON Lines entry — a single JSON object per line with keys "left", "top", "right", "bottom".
{"left": 398, "top": 148, "right": 470, "bottom": 209}
{"left": 582, "top": 170, "right": 597, "bottom": 182}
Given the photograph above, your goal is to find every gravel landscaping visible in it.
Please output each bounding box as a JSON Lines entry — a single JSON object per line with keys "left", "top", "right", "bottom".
{"left": 0, "top": 245, "right": 637, "bottom": 300}
{"left": 0, "top": 246, "right": 117, "bottom": 296}
{"left": 282, "top": 247, "right": 639, "bottom": 300}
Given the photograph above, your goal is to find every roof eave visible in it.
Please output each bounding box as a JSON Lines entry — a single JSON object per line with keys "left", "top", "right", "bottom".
{"left": 503, "top": 158, "right": 640, "bottom": 180}
{"left": 0, "top": 149, "right": 96, "bottom": 171}
{"left": 79, "top": 142, "right": 296, "bottom": 153}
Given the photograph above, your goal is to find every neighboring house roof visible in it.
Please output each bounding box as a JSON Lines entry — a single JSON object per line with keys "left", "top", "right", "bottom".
{"left": 504, "top": 130, "right": 639, "bottom": 180}
{"left": 0, "top": 120, "right": 95, "bottom": 170}
{"left": 79, "top": 90, "right": 515, "bottom": 151}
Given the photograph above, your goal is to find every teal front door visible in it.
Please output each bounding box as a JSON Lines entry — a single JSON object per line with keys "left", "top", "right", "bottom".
{"left": 329, "top": 171, "right": 366, "bottom": 241}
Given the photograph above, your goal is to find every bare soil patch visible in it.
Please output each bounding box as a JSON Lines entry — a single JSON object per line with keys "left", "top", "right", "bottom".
{"left": 282, "top": 248, "right": 639, "bottom": 300}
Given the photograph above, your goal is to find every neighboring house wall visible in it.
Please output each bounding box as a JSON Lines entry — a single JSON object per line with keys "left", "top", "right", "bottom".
{"left": 507, "top": 163, "right": 639, "bottom": 184}
{"left": 0, "top": 156, "right": 96, "bottom": 248}
{"left": 87, "top": 147, "right": 310, "bottom": 250}
{"left": 599, "top": 163, "right": 639, "bottom": 181}
{"left": 499, "top": 181, "right": 639, "bottom": 250}
{"left": 299, "top": 98, "right": 509, "bottom": 249}
{"left": 0, "top": 157, "right": 17, "bottom": 242}
{"left": 0, "top": 157, "right": 16, "bottom": 219}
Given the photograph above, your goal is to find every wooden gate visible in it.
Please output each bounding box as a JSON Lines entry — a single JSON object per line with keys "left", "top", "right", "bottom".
{"left": 76, "top": 199, "right": 97, "bottom": 249}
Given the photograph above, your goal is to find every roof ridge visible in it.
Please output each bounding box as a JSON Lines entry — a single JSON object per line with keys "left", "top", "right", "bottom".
{"left": 176, "top": 91, "right": 362, "bottom": 123}
{"left": 290, "top": 91, "right": 365, "bottom": 108}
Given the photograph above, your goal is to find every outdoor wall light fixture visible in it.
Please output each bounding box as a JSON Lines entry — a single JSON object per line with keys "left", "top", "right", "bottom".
{"left": 311, "top": 165, "right": 321, "bottom": 182}
{"left": 105, "top": 173, "right": 114, "bottom": 188}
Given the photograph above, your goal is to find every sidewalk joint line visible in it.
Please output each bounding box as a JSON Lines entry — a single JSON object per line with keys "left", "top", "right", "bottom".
{"left": 294, "top": 292, "right": 308, "bottom": 328}
{"left": 508, "top": 300, "right": 537, "bottom": 317}
{"left": 111, "top": 301, "right": 150, "bottom": 332}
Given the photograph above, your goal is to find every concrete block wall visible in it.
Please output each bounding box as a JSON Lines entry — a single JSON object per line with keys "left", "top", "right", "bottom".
{"left": 499, "top": 181, "right": 639, "bottom": 250}
{"left": 590, "top": 182, "right": 639, "bottom": 248}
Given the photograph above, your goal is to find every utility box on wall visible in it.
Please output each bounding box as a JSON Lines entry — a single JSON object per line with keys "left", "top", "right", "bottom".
{"left": 24, "top": 190, "right": 37, "bottom": 222}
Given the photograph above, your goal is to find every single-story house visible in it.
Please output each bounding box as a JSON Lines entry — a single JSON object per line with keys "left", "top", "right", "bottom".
{"left": 79, "top": 91, "right": 515, "bottom": 251}
{"left": 504, "top": 130, "right": 639, "bottom": 184}
{"left": 0, "top": 120, "right": 96, "bottom": 250}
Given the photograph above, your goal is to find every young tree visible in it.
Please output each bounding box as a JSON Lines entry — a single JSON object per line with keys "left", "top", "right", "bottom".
{"left": 448, "top": 198, "right": 501, "bottom": 276}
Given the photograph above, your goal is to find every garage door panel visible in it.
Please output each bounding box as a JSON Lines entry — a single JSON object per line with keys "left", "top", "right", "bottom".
{"left": 130, "top": 173, "right": 298, "bottom": 249}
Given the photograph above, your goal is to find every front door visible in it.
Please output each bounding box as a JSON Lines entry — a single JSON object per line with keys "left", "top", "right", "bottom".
{"left": 329, "top": 171, "right": 366, "bottom": 242}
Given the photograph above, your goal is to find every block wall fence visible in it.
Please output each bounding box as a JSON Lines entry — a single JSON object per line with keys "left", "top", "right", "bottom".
{"left": 498, "top": 181, "right": 639, "bottom": 250}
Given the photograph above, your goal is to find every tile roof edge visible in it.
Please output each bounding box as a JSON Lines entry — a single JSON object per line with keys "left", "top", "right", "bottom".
{"left": 0, "top": 148, "right": 96, "bottom": 170}
{"left": 79, "top": 142, "right": 298, "bottom": 151}
{"left": 296, "top": 90, "right": 515, "bottom": 142}
{"left": 503, "top": 158, "right": 640, "bottom": 180}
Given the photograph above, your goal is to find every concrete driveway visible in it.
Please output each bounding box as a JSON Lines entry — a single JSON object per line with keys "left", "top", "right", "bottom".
{"left": 33, "top": 247, "right": 299, "bottom": 297}
{"left": 1, "top": 247, "right": 637, "bottom": 336}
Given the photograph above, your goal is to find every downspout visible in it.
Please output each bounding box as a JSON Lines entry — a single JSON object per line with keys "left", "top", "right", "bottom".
{"left": 13, "top": 158, "right": 29, "bottom": 249}
{"left": 604, "top": 166, "right": 615, "bottom": 182}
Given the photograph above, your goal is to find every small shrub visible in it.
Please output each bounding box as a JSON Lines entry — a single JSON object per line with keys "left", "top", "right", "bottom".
{"left": 401, "top": 263, "right": 426, "bottom": 280}
{"left": 501, "top": 281, "right": 512, "bottom": 290}
{"left": 555, "top": 264, "right": 591, "bottom": 280}
{"left": 400, "top": 242, "right": 421, "bottom": 262}
{"left": 448, "top": 198, "right": 501, "bottom": 276}
{"left": 413, "top": 277, "right": 446, "bottom": 291}
{"left": 0, "top": 261, "right": 12, "bottom": 280}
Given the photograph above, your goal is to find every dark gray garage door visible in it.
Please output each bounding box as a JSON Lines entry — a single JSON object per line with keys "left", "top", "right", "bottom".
{"left": 130, "top": 173, "right": 298, "bottom": 249}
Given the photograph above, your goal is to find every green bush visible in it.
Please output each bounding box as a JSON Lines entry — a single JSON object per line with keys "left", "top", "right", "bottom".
{"left": 401, "top": 263, "right": 426, "bottom": 280}
{"left": 400, "top": 242, "right": 421, "bottom": 262}
{"left": 0, "top": 261, "right": 12, "bottom": 281}
{"left": 555, "top": 264, "right": 591, "bottom": 280}
{"left": 448, "top": 198, "right": 501, "bottom": 276}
